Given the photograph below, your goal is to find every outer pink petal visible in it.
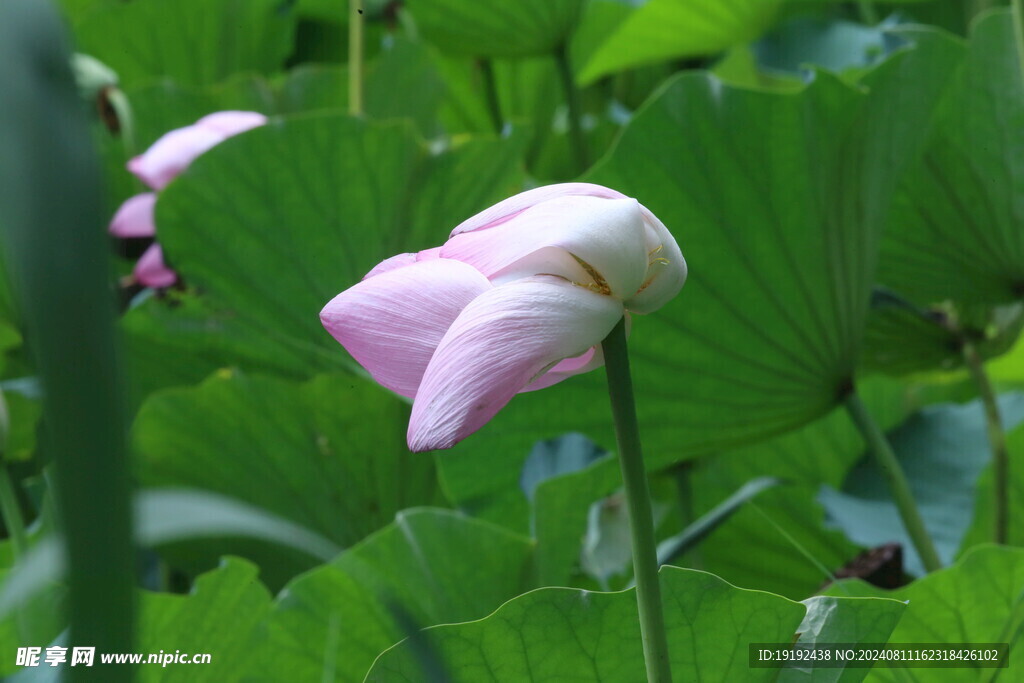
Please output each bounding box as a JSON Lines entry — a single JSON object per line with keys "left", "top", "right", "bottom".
{"left": 134, "top": 244, "right": 177, "bottom": 288}
{"left": 195, "top": 111, "right": 267, "bottom": 136}
{"left": 441, "top": 195, "right": 648, "bottom": 299}
{"left": 363, "top": 252, "right": 418, "bottom": 280}
{"left": 519, "top": 346, "right": 603, "bottom": 392}
{"left": 449, "top": 182, "right": 627, "bottom": 237}
{"left": 109, "top": 193, "right": 157, "bottom": 238}
{"left": 408, "top": 276, "right": 624, "bottom": 452}
{"left": 127, "top": 125, "right": 224, "bottom": 190}
{"left": 362, "top": 246, "right": 443, "bottom": 280}
{"left": 320, "top": 259, "right": 492, "bottom": 399}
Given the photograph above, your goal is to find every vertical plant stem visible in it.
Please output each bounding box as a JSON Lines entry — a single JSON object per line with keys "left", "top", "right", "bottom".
{"left": 962, "top": 341, "right": 1010, "bottom": 543}
{"left": 0, "top": 2, "right": 135, "bottom": 679}
{"left": 845, "top": 391, "right": 943, "bottom": 573}
{"left": 348, "top": 0, "right": 364, "bottom": 116}
{"left": 857, "top": 1, "right": 879, "bottom": 25}
{"left": 479, "top": 59, "right": 504, "bottom": 134}
{"left": 554, "top": 43, "right": 589, "bottom": 173}
{"left": 601, "top": 317, "right": 672, "bottom": 683}
{"left": 0, "top": 466, "right": 26, "bottom": 559}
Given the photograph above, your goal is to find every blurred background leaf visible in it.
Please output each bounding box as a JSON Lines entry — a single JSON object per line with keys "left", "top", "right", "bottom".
{"left": 133, "top": 372, "right": 440, "bottom": 586}
{"left": 819, "top": 395, "right": 1024, "bottom": 576}
{"left": 75, "top": 0, "right": 297, "bottom": 88}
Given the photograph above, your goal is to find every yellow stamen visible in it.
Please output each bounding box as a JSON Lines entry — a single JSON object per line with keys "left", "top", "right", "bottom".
{"left": 568, "top": 252, "right": 612, "bottom": 296}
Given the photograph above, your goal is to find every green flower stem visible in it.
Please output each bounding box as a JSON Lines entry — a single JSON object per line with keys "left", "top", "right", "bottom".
{"left": 479, "top": 59, "right": 503, "bottom": 134}
{"left": 601, "top": 317, "right": 672, "bottom": 683}
{"left": 348, "top": 0, "right": 364, "bottom": 116}
{"left": 845, "top": 391, "right": 943, "bottom": 573}
{"left": 962, "top": 341, "right": 1010, "bottom": 544}
{"left": 0, "top": 465, "right": 26, "bottom": 560}
{"left": 554, "top": 42, "right": 589, "bottom": 173}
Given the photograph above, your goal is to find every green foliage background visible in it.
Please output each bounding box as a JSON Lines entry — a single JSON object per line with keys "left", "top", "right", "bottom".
{"left": 1, "top": 0, "right": 1024, "bottom": 681}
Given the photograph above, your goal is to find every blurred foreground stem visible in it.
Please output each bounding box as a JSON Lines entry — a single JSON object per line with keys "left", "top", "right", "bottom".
{"left": 348, "top": 0, "right": 364, "bottom": 115}
{"left": 0, "top": 1, "right": 135, "bottom": 678}
{"left": 845, "top": 391, "right": 942, "bottom": 573}
{"left": 601, "top": 317, "right": 672, "bottom": 683}
{"left": 554, "top": 43, "right": 588, "bottom": 173}
{"left": 962, "top": 341, "right": 1009, "bottom": 544}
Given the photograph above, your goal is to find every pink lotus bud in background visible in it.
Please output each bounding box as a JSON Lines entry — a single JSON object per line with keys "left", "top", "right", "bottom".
{"left": 108, "top": 111, "right": 267, "bottom": 288}
{"left": 320, "top": 182, "right": 686, "bottom": 452}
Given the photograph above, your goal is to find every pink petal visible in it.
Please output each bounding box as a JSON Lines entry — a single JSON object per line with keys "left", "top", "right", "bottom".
{"left": 363, "top": 253, "right": 418, "bottom": 280}
{"left": 134, "top": 244, "right": 177, "bottom": 288}
{"left": 521, "top": 313, "right": 632, "bottom": 391}
{"left": 195, "top": 111, "right": 267, "bottom": 136}
{"left": 320, "top": 259, "right": 492, "bottom": 399}
{"left": 625, "top": 207, "right": 688, "bottom": 315}
{"left": 109, "top": 193, "right": 157, "bottom": 238}
{"left": 441, "top": 195, "right": 649, "bottom": 299}
{"left": 450, "top": 183, "right": 627, "bottom": 237}
{"left": 519, "top": 346, "right": 603, "bottom": 392}
{"left": 127, "top": 125, "right": 224, "bottom": 190}
{"left": 362, "top": 246, "right": 443, "bottom": 280}
{"left": 408, "top": 276, "right": 624, "bottom": 452}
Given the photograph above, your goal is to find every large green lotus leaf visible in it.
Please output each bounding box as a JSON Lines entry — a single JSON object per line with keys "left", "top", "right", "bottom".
{"left": 121, "top": 292, "right": 315, "bottom": 411}
{"left": 137, "top": 558, "right": 271, "bottom": 683}
{"left": 783, "top": 596, "right": 907, "bottom": 683}
{"left": 154, "top": 114, "right": 523, "bottom": 377}
{"left": 578, "top": 0, "right": 785, "bottom": 83}
{"left": 132, "top": 372, "right": 442, "bottom": 585}
{"left": 586, "top": 35, "right": 959, "bottom": 453}
{"left": 819, "top": 395, "right": 1024, "bottom": 576}
{"left": 405, "top": 0, "right": 584, "bottom": 59}
{"left": 103, "top": 42, "right": 446, "bottom": 221}
{"left": 823, "top": 545, "right": 1024, "bottom": 682}
{"left": 74, "top": 0, "right": 296, "bottom": 88}
{"left": 880, "top": 12, "right": 1024, "bottom": 306}
{"left": 261, "top": 508, "right": 534, "bottom": 683}
{"left": 434, "top": 33, "right": 960, "bottom": 534}
{"left": 124, "top": 76, "right": 275, "bottom": 150}
{"left": 368, "top": 566, "right": 905, "bottom": 681}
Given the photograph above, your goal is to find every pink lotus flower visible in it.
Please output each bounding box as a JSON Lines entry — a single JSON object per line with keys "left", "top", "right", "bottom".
{"left": 109, "top": 111, "right": 267, "bottom": 288}
{"left": 321, "top": 183, "right": 686, "bottom": 452}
